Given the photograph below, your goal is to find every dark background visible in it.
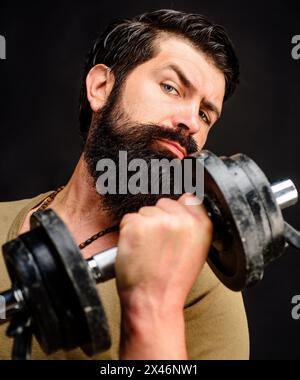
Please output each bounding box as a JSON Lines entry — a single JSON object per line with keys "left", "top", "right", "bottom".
{"left": 1, "top": 0, "right": 300, "bottom": 359}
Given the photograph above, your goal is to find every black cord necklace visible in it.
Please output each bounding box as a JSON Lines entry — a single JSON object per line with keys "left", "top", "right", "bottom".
{"left": 37, "top": 186, "right": 119, "bottom": 250}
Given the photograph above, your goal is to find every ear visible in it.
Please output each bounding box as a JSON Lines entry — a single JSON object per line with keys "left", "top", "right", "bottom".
{"left": 86, "top": 64, "right": 115, "bottom": 112}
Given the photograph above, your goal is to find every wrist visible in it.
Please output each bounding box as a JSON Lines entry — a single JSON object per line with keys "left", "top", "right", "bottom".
{"left": 119, "top": 293, "right": 187, "bottom": 359}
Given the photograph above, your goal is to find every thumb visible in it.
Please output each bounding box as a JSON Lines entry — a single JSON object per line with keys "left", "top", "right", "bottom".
{"left": 178, "top": 192, "right": 202, "bottom": 206}
{"left": 178, "top": 193, "right": 209, "bottom": 220}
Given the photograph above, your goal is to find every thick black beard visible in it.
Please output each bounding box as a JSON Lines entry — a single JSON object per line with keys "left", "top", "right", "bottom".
{"left": 83, "top": 88, "right": 199, "bottom": 223}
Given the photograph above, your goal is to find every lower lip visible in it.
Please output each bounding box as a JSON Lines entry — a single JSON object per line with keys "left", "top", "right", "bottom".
{"left": 158, "top": 140, "right": 185, "bottom": 160}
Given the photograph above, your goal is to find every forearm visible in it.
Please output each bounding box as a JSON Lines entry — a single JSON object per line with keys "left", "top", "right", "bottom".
{"left": 119, "top": 297, "right": 188, "bottom": 360}
{"left": 116, "top": 194, "right": 212, "bottom": 359}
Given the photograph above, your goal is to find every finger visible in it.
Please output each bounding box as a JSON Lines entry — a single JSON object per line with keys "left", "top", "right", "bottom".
{"left": 155, "top": 197, "right": 187, "bottom": 215}
{"left": 178, "top": 192, "right": 202, "bottom": 206}
{"left": 138, "top": 205, "right": 166, "bottom": 217}
{"left": 177, "top": 193, "right": 209, "bottom": 220}
{"left": 119, "top": 212, "right": 139, "bottom": 229}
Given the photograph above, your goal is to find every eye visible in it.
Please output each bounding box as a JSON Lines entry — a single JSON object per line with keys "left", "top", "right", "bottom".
{"left": 199, "top": 110, "right": 210, "bottom": 125}
{"left": 161, "top": 83, "right": 179, "bottom": 95}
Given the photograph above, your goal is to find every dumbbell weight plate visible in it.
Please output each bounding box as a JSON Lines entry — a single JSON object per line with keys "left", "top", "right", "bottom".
{"left": 233, "top": 154, "right": 285, "bottom": 265}
{"left": 221, "top": 155, "right": 273, "bottom": 269}
{"left": 2, "top": 209, "right": 111, "bottom": 356}
{"left": 3, "top": 235, "right": 63, "bottom": 353}
{"left": 193, "top": 151, "right": 265, "bottom": 291}
{"left": 29, "top": 209, "right": 111, "bottom": 356}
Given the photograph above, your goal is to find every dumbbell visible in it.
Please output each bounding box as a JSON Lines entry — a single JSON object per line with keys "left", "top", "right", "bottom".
{"left": 91, "top": 150, "right": 299, "bottom": 290}
{"left": 0, "top": 150, "right": 299, "bottom": 360}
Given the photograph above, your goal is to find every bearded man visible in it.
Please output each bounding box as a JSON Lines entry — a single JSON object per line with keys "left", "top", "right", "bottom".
{"left": 0, "top": 9, "right": 249, "bottom": 359}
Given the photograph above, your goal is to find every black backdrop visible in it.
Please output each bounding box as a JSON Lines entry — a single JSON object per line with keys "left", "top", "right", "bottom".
{"left": 1, "top": 0, "right": 300, "bottom": 360}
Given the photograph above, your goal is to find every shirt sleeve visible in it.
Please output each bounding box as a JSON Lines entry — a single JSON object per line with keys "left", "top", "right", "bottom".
{"left": 184, "top": 264, "right": 250, "bottom": 359}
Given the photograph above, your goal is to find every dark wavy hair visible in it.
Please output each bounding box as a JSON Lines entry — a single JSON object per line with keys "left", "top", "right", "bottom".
{"left": 79, "top": 9, "right": 239, "bottom": 142}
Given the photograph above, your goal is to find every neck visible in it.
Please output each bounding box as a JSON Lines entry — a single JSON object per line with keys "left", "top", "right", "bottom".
{"left": 48, "top": 154, "right": 119, "bottom": 258}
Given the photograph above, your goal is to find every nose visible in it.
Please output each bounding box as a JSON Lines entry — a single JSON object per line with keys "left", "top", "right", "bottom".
{"left": 169, "top": 106, "right": 201, "bottom": 136}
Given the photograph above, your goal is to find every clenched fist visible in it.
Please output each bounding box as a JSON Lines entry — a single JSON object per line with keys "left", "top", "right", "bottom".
{"left": 115, "top": 193, "right": 213, "bottom": 359}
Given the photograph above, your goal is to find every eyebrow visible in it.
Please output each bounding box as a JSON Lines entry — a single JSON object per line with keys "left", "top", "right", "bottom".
{"left": 160, "top": 63, "right": 222, "bottom": 121}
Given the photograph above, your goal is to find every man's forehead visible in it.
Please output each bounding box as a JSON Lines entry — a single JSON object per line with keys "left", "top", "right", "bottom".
{"left": 149, "top": 35, "right": 226, "bottom": 110}
{"left": 153, "top": 35, "right": 208, "bottom": 64}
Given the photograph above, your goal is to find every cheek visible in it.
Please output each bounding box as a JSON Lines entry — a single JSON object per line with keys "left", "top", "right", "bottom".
{"left": 121, "top": 79, "right": 172, "bottom": 122}
{"left": 194, "top": 129, "right": 209, "bottom": 150}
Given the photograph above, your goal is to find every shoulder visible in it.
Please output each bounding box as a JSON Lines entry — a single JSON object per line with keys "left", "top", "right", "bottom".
{"left": 0, "top": 197, "right": 34, "bottom": 218}
{"left": 0, "top": 193, "right": 52, "bottom": 240}
{"left": 0, "top": 192, "right": 53, "bottom": 307}
{"left": 0, "top": 197, "right": 34, "bottom": 241}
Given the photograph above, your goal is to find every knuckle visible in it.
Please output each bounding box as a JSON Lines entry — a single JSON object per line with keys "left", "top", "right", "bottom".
{"left": 156, "top": 197, "right": 174, "bottom": 207}
{"left": 120, "top": 212, "right": 138, "bottom": 228}
{"left": 120, "top": 214, "right": 145, "bottom": 239}
{"left": 138, "top": 205, "right": 153, "bottom": 215}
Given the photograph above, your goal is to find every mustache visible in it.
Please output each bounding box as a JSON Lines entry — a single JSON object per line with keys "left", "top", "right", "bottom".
{"left": 91, "top": 101, "right": 200, "bottom": 157}
{"left": 146, "top": 124, "right": 199, "bottom": 156}
{"left": 108, "top": 120, "right": 200, "bottom": 156}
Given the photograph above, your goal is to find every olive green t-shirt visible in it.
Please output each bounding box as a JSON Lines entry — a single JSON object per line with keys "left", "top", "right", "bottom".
{"left": 0, "top": 193, "right": 250, "bottom": 359}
